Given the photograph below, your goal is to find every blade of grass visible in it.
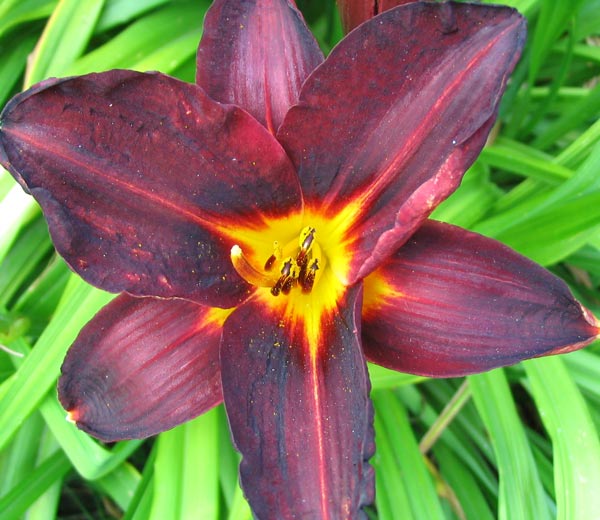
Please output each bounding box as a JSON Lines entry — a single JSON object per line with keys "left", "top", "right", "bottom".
{"left": 122, "top": 444, "right": 156, "bottom": 520}
{"left": 150, "top": 410, "right": 220, "bottom": 520}
{"left": 66, "top": 1, "right": 207, "bottom": 76}
{"left": 373, "top": 390, "right": 446, "bottom": 520}
{"left": 181, "top": 409, "right": 220, "bottom": 520}
{"left": 368, "top": 363, "right": 425, "bottom": 390}
{"left": 0, "top": 0, "right": 56, "bottom": 39}
{"left": 96, "top": 0, "right": 169, "bottom": 32}
{"left": 469, "top": 369, "right": 552, "bottom": 520}
{"left": 524, "top": 356, "right": 600, "bottom": 520}
{"left": 399, "top": 383, "right": 498, "bottom": 497}
{"left": 0, "top": 184, "right": 39, "bottom": 265}
{"left": 0, "top": 449, "right": 71, "bottom": 520}
{"left": 0, "top": 276, "right": 113, "bottom": 451}
{"left": 0, "top": 412, "right": 44, "bottom": 496}
{"left": 372, "top": 407, "right": 414, "bottom": 520}
{"left": 227, "top": 482, "right": 253, "bottom": 520}
{"left": 27, "top": 430, "right": 63, "bottom": 520}
{"left": 0, "top": 216, "right": 52, "bottom": 308}
{"left": 434, "top": 443, "right": 495, "bottom": 520}
{"left": 25, "top": 0, "right": 106, "bottom": 85}
{"left": 0, "top": 29, "right": 37, "bottom": 106}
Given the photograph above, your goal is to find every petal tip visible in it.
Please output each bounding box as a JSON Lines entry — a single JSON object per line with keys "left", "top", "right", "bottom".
{"left": 65, "top": 410, "right": 79, "bottom": 424}
{"left": 582, "top": 304, "right": 600, "bottom": 331}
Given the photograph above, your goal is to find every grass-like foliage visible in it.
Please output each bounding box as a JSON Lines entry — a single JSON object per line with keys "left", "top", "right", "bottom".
{"left": 0, "top": 0, "right": 599, "bottom": 518}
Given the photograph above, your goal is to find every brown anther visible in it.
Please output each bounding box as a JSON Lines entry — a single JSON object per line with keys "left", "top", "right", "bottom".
{"left": 300, "top": 227, "right": 316, "bottom": 250}
{"left": 281, "top": 276, "right": 296, "bottom": 295}
{"left": 281, "top": 258, "right": 294, "bottom": 277}
{"left": 264, "top": 254, "right": 277, "bottom": 271}
{"left": 301, "top": 259, "right": 320, "bottom": 294}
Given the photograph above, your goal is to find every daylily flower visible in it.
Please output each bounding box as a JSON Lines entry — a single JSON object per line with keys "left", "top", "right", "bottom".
{"left": 1, "top": 0, "right": 598, "bottom": 517}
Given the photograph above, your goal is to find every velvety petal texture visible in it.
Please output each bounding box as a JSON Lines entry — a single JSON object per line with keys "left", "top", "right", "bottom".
{"left": 58, "top": 294, "right": 227, "bottom": 441}
{"left": 0, "top": 70, "right": 302, "bottom": 307}
{"left": 278, "top": 2, "right": 526, "bottom": 285}
{"left": 362, "top": 221, "right": 600, "bottom": 377}
{"left": 337, "top": 0, "right": 416, "bottom": 33}
{"left": 197, "top": 0, "right": 323, "bottom": 134}
{"left": 220, "top": 285, "right": 374, "bottom": 519}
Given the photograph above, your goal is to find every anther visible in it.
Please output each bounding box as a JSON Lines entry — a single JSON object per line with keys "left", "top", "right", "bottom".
{"left": 271, "top": 258, "right": 298, "bottom": 297}
{"left": 301, "top": 259, "right": 319, "bottom": 293}
{"left": 264, "top": 241, "right": 282, "bottom": 271}
{"left": 299, "top": 227, "right": 316, "bottom": 251}
{"left": 264, "top": 254, "right": 277, "bottom": 271}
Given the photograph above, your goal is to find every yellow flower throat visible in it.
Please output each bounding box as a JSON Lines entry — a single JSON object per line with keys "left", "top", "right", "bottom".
{"left": 231, "top": 226, "right": 325, "bottom": 296}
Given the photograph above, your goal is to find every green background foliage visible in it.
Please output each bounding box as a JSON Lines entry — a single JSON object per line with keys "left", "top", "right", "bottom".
{"left": 0, "top": 0, "right": 599, "bottom": 518}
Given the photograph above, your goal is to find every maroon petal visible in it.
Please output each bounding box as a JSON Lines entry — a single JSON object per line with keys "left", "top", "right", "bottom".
{"left": 0, "top": 71, "right": 302, "bottom": 308}
{"left": 197, "top": 0, "right": 323, "bottom": 134}
{"left": 278, "top": 3, "right": 526, "bottom": 285}
{"left": 220, "top": 285, "right": 374, "bottom": 518}
{"left": 58, "top": 294, "right": 227, "bottom": 441}
{"left": 362, "top": 220, "right": 600, "bottom": 377}
{"left": 337, "top": 0, "right": 416, "bottom": 33}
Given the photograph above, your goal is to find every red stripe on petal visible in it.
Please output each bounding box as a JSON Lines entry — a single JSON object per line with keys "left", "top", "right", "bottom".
{"left": 362, "top": 221, "right": 600, "bottom": 377}
{"left": 279, "top": 3, "right": 525, "bottom": 284}
{"left": 220, "top": 284, "right": 374, "bottom": 518}
{"left": 0, "top": 71, "right": 302, "bottom": 307}
{"left": 58, "top": 294, "right": 228, "bottom": 441}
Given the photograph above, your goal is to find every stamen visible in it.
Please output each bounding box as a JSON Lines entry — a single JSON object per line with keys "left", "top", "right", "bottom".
{"left": 272, "top": 258, "right": 298, "bottom": 296}
{"left": 297, "top": 227, "right": 316, "bottom": 269}
{"left": 281, "top": 276, "right": 296, "bottom": 295}
{"left": 264, "top": 241, "right": 282, "bottom": 271}
{"left": 301, "top": 259, "right": 320, "bottom": 293}
{"left": 264, "top": 254, "right": 277, "bottom": 271}
{"left": 299, "top": 226, "right": 316, "bottom": 251}
{"left": 231, "top": 245, "right": 274, "bottom": 287}
{"left": 231, "top": 226, "right": 323, "bottom": 297}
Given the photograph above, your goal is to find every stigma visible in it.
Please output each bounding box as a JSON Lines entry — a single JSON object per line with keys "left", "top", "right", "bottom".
{"left": 231, "top": 226, "right": 323, "bottom": 296}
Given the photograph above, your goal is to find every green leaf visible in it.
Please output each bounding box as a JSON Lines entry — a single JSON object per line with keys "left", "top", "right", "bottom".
{"left": 0, "top": 184, "right": 39, "bottom": 266}
{"left": 0, "top": 0, "right": 56, "bottom": 40}
{"left": 524, "top": 356, "right": 600, "bottom": 520}
{"left": 373, "top": 390, "right": 445, "bottom": 520}
{"left": 0, "top": 449, "right": 71, "bottom": 520}
{"left": 475, "top": 139, "right": 600, "bottom": 264}
{"left": 25, "top": 0, "right": 106, "bottom": 85}
{"left": 0, "top": 29, "right": 37, "bottom": 106}
{"left": 0, "top": 276, "right": 113, "bottom": 451}
{"left": 469, "top": 370, "right": 552, "bottom": 520}
{"left": 67, "top": 1, "right": 207, "bottom": 76}
{"left": 434, "top": 443, "right": 495, "bottom": 520}
{"left": 96, "top": 0, "right": 169, "bottom": 32}
{"left": 368, "top": 362, "right": 425, "bottom": 390}
{"left": 150, "top": 409, "right": 220, "bottom": 520}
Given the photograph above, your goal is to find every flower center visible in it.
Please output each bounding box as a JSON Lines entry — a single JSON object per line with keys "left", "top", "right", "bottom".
{"left": 231, "top": 226, "right": 324, "bottom": 296}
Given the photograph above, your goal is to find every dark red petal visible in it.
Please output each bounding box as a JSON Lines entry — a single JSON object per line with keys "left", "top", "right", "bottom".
{"left": 58, "top": 294, "right": 227, "bottom": 441}
{"left": 278, "top": 3, "right": 526, "bottom": 285}
{"left": 197, "top": 0, "right": 323, "bottom": 134}
{"left": 336, "top": 0, "right": 415, "bottom": 33}
{"left": 220, "top": 285, "right": 374, "bottom": 519}
{"left": 0, "top": 71, "right": 302, "bottom": 307}
{"left": 362, "top": 220, "right": 600, "bottom": 377}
